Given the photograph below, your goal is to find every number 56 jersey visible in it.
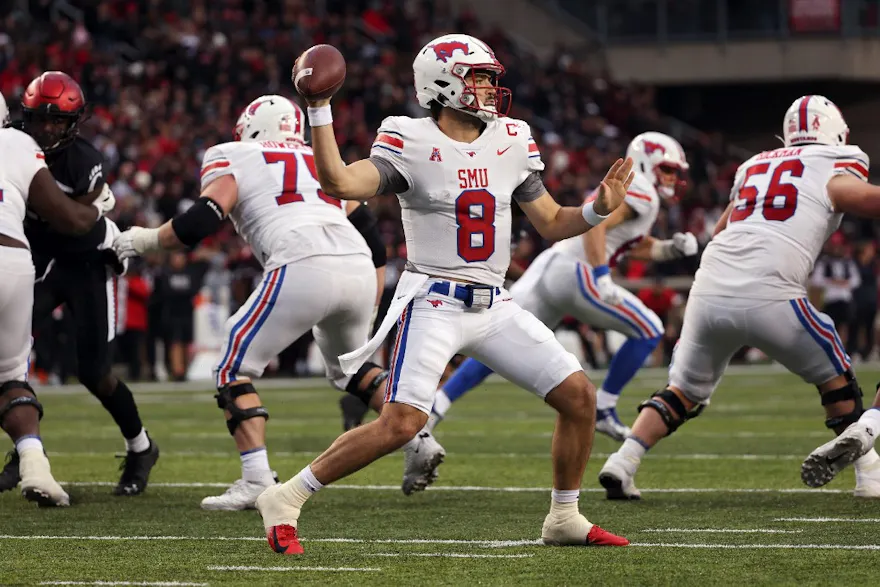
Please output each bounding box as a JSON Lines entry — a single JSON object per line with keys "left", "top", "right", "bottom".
{"left": 370, "top": 115, "right": 545, "bottom": 287}
{"left": 691, "top": 144, "right": 869, "bottom": 300}
{"left": 200, "top": 141, "right": 370, "bottom": 271}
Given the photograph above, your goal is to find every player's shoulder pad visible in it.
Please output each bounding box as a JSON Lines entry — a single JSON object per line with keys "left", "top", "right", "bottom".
{"left": 200, "top": 142, "right": 237, "bottom": 183}
{"left": 70, "top": 136, "right": 104, "bottom": 164}
{"left": 626, "top": 173, "right": 657, "bottom": 209}
{"left": 497, "top": 116, "right": 543, "bottom": 171}
{"left": 68, "top": 137, "right": 106, "bottom": 192}
{"left": 829, "top": 144, "right": 869, "bottom": 182}
{"left": 372, "top": 116, "right": 414, "bottom": 157}
{"left": 2, "top": 126, "right": 43, "bottom": 154}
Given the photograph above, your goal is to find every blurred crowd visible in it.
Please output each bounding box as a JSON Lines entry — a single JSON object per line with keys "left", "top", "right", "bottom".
{"left": 2, "top": 0, "right": 878, "bottom": 381}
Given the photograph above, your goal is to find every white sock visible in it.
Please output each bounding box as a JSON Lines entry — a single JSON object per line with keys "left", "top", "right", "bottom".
{"left": 551, "top": 488, "right": 579, "bottom": 504}
{"left": 280, "top": 465, "right": 323, "bottom": 510}
{"left": 241, "top": 447, "right": 274, "bottom": 484}
{"left": 425, "top": 413, "right": 442, "bottom": 433}
{"left": 15, "top": 435, "right": 43, "bottom": 454}
{"left": 855, "top": 448, "right": 880, "bottom": 471}
{"left": 619, "top": 437, "right": 648, "bottom": 462}
{"left": 596, "top": 389, "right": 619, "bottom": 411}
{"left": 549, "top": 488, "right": 579, "bottom": 517}
{"left": 432, "top": 390, "right": 452, "bottom": 418}
{"left": 860, "top": 408, "right": 880, "bottom": 436}
{"left": 125, "top": 428, "right": 150, "bottom": 454}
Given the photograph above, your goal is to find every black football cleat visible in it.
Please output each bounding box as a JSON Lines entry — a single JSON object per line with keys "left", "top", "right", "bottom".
{"left": 114, "top": 437, "right": 160, "bottom": 496}
{"left": 0, "top": 450, "right": 21, "bottom": 493}
{"left": 340, "top": 394, "right": 370, "bottom": 431}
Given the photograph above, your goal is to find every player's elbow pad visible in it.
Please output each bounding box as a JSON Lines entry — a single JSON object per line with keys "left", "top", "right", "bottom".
{"left": 171, "top": 197, "right": 225, "bottom": 248}
{"left": 349, "top": 204, "right": 386, "bottom": 268}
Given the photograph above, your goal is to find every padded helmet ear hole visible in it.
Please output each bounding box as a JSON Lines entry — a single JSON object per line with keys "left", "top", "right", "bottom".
{"left": 435, "top": 80, "right": 449, "bottom": 88}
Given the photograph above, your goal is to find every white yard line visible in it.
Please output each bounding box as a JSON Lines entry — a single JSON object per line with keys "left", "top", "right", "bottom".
{"left": 40, "top": 583, "right": 208, "bottom": 586}
{"left": 54, "top": 481, "right": 848, "bottom": 494}
{"left": 774, "top": 517, "right": 880, "bottom": 523}
{"left": 631, "top": 542, "right": 880, "bottom": 550}
{"left": 366, "top": 553, "right": 533, "bottom": 558}
{"left": 640, "top": 528, "right": 803, "bottom": 534}
{"left": 11, "top": 534, "right": 879, "bottom": 551}
{"left": 44, "top": 451, "right": 806, "bottom": 461}
{"left": 0, "top": 534, "right": 539, "bottom": 547}
{"left": 207, "top": 566, "right": 380, "bottom": 572}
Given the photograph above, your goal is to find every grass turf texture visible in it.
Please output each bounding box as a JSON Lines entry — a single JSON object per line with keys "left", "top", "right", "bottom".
{"left": 2, "top": 368, "right": 879, "bottom": 586}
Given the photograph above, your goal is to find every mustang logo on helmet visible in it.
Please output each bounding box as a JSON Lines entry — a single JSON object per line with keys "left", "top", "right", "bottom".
{"left": 643, "top": 141, "right": 667, "bottom": 156}
{"left": 430, "top": 41, "right": 469, "bottom": 63}
{"left": 247, "top": 98, "right": 272, "bottom": 116}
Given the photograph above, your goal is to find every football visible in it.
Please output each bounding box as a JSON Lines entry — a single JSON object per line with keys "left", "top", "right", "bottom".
{"left": 292, "top": 44, "right": 346, "bottom": 101}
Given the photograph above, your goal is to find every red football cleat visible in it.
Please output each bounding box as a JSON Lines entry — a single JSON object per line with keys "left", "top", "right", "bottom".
{"left": 266, "top": 524, "right": 304, "bottom": 554}
{"left": 586, "top": 525, "right": 629, "bottom": 546}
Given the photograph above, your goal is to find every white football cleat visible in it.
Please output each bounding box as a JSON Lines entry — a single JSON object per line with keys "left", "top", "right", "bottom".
{"left": 18, "top": 448, "right": 69, "bottom": 507}
{"left": 854, "top": 451, "right": 880, "bottom": 498}
{"left": 401, "top": 430, "right": 445, "bottom": 495}
{"left": 595, "top": 408, "right": 631, "bottom": 442}
{"left": 201, "top": 476, "right": 277, "bottom": 511}
{"left": 598, "top": 452, "right": 642, "bottom": 500}
{"left": 802, "top": 422, "right": 876, "bottom": 488}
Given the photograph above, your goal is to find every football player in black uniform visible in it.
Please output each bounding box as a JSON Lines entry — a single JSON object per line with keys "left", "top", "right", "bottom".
{"left": 0, "top": 72, "right": 159, "bottom": 496}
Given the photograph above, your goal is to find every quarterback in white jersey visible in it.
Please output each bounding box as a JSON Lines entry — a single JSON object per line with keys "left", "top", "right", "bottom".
{"left": 254, "top": 34, "right": 634, "bottom": 554}
{"left": 421, "top": 132, "right": 698, "bottom": 456}
{"left": 113, "top": 95, "right": 391, "bottom": 511}
{"left": 600, "top": 95, "right": 880, "bottom": 501}
{"left": 0, "top": 92, "right": 112, "bottom": 507}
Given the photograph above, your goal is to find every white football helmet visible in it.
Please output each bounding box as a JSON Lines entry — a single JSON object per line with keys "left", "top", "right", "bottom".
{"left": 783, "top": 95, "right": 849, "bottom": 147}
{"left": 0, "top": 92, "right": 8, "bottom": 127}
{"left": 413, "top": 33, "right": 510, "bottom": 122}
{"left": 233, "top": 95, "right": 305, "bottom": 144}
{"left": 626, "top": 131, "right": 689, "bottom": 198}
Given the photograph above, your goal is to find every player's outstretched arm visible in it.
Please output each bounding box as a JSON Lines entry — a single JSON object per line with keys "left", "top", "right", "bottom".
{"left": 583, "top": 203, "right": 632, "bottom": 266}
{"left": 112, "top": 175, "right": 238, "bottom": 260}
{"left": 520, "top": 158, "right": 633, "bottom": 241}
{"left": 29, "top": 168, "right": 102, "bottom": 235}
{"left": 827, "top": 175, "right": 880, "bottom": 218}
{"left": 304, "top": 99, "right": 381, "bottom": 201}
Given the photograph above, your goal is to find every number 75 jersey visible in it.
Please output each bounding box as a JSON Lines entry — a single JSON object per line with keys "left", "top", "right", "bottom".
{"left": 370, "top": 115, "right": 544, "bottom": 287}
{"left": 691, "top": 144, "right": 869, "bottom": 301}
{"left": 200, "top": 141, "right": 369, "bottom": 271}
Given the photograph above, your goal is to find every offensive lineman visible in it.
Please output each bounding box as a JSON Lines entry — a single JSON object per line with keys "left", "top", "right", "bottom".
{"left": 0, "top": 72, "right": 159, "bottom": 497}
{"left": 599, "top": 96, "right": 880, "bottom": 500}
{"left": 254, "top": 34, "right": 633, "bottom": 554}
{"left": 413, "top": 132, "right": 697, "bottom": 486}
{"left": 0, "top": 92, "right": 114, "bottom": 506}
{"left": 113, "top": 95, "right": 390, "bottom": 510}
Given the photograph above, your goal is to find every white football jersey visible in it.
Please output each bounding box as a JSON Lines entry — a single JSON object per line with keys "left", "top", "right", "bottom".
{"left": 370, "top": 115, "right": 543, "bottom": 286}
{"left": 553, "top": 172, "right": 660, "bottom": 267}
{"left": 0, "top": 127, "right": 47, "bottom": 247}
{"left": 691, "top": 144, "right": 869, "bottom": 300}
{"left": 200, "top": 141, "right": 370, "bottom": 271}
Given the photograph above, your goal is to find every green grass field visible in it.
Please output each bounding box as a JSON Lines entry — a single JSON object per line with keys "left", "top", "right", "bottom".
{"left": 2, "top": 367, "right": 880, "bottom": 586}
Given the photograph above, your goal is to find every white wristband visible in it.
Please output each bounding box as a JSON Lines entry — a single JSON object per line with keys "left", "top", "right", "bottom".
{"left": 650, "top": 239, "right": 679, "bottom": 262}
{"left": 582, "top": 201, "right": 609, "bottom": 227}
{"left": 307, "top": 105, "right": 333, "bottom": 127}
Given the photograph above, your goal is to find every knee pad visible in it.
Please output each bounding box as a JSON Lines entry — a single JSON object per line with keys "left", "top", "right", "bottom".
{"left": 215, "top": 382, "right": 269, "bottom": 435}
{"left": 345, "top": 362, "right": 388, "bottom": 404}
{"left": 819, "top": 369, "right": 864, "bottom": 430}
{"left": 0, "top": 381, "right": 43, "bottom": 425}
{"left": 637, "top": 388, "right": 705, "bottom": 436}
